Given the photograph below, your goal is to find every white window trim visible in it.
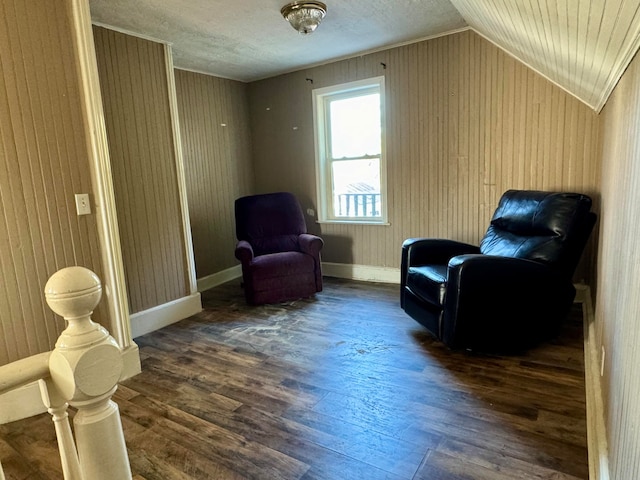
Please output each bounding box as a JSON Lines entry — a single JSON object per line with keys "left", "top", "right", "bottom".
{"left": 313, "top": 76, "right": 388, "bottom": 225}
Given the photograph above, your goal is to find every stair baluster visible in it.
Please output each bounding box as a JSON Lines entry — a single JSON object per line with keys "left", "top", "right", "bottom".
{"left": 39, "top": 378, "right": 82, "bottom": 480}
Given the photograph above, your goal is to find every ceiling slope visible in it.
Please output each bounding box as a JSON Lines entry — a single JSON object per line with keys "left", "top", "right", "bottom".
{"left": 450, "top": 0, "right": 640, "bottom": 111}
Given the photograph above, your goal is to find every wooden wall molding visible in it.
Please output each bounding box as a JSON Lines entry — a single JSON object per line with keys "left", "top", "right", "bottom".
{"left": 165, "top": 45, "right": 199, "bottom": 295}
{"left": 70, "top": 0, "right": 135, "bottom": 352}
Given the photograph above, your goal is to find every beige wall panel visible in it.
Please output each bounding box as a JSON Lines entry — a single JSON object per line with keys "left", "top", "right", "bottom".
{"left": 0, "top": 0, "right": 105, "bottom": 365}
{"left": 174, "top": 70, "right": 254, "bottom": 278}
{"left": 248, "top": 30, "right": 601, "bottom": 282}
{"left": 93, "top": 27, "right": 187, "bottom": 313}
{"left": 597, "top": 52, "right": 640, "bottom": 479}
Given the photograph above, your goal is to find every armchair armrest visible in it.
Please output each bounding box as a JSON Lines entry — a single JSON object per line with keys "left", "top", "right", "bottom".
{"left": 443, "top": 254, "right": 575, "bottom": 349}
{"left": 447, "top": 254, "right": 557, "bottom": 287}
{"left": 402, "top": 238, "right": 480, "bottom": 267}
{"left": 235, "top": 240, "right": 254, "bottom": 264}
{"left": 298, "top": 234, "right": 324, "bottom": 256}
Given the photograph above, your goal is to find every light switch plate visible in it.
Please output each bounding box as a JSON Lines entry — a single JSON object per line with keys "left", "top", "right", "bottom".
{"left": 75, "top": 193, "right": 91, "bottom": 215}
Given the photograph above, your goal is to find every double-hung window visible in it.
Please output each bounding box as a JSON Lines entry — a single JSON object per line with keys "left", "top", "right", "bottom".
{"left": 313, "top": 76, "right": 387, "bottom": 224}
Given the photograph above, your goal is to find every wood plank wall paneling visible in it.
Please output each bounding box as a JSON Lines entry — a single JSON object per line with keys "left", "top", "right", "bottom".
{"left": 173, "top": 70, "right": 254, "bottom": 278}
{"left": 92, "top": 27, "right": 188, "bottom": 314}
{"left": 248, "top": 30, "right": 601, "bottom": 283}
{"left": 0, "top": 0, "right": 105, "bottom": 365}
{"left": 597, "top": 49, "right": 640, "bottom": 480}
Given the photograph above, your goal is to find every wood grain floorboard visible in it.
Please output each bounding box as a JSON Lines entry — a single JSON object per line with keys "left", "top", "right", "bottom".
{"left": 0, "top": 277, "right": 588, "bottom": 479}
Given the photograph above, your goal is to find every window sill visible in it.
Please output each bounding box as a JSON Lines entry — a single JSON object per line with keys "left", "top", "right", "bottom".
{"left": 316, "top": 220, "right": 390, "bottom": 226}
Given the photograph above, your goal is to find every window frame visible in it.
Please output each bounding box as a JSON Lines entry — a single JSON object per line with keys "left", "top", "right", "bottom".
{"left": 312, "top": 76, "right": 388, "bottom": 225}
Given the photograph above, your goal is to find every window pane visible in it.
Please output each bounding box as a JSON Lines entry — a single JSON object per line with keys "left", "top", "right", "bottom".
{"left": 329, "top": 94, "right": 381, "bottom": 159}
{"left": 331, "top": 158, "right": 381, "bottom": 218}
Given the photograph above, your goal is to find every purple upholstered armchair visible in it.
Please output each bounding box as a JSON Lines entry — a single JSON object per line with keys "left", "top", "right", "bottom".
{"left": 234, "top": 192, "right": 324, "bottom": 305}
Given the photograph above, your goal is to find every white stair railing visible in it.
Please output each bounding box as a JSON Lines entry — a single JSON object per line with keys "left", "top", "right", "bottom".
{"left": 0, "top": 266, "right": 132, "bottom": 480}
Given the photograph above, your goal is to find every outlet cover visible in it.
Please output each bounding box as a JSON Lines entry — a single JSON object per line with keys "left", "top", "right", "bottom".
{"left": 75, "top": 193, "right": 91, "bottom": 215}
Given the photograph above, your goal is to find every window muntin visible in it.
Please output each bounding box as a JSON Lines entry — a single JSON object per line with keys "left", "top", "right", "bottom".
{"left": 313, "top": 77, "right": 387, "bottom": 224}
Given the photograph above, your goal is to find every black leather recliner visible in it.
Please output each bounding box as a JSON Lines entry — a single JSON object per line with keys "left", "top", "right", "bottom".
{"left": 401, "top": 190, "right": 596, "bottom": 351}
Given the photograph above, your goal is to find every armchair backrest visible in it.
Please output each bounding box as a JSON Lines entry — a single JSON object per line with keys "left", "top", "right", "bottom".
{"left": 235, "top": 192, "right": 307, "bottom": 256}
{"left": 480, "top": 190, "right": 596, "bottom": 276}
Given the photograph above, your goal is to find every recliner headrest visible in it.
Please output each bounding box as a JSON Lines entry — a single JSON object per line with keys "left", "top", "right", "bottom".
{"left": 480, "top": 190, "right": 595, "bottom": 271}
{"left": 489, "top": 190, "right": 592, "bottom": 237}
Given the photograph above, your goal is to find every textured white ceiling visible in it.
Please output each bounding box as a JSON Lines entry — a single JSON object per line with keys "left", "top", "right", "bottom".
{"left": 90, "top": 0, "right": 640, "bottom": 111}
{"left": 89, "top": 0, "right": 466, "bottom": 82}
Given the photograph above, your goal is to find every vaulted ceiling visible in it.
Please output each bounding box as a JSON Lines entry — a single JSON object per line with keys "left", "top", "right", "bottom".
{"left": 90, "top": 0, "right": 640, "bottom": 111}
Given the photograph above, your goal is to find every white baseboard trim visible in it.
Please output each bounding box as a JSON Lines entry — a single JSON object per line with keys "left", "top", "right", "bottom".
{"left": 130, "top": 292, "right": 202, "bottom": 338}
{"left": 198, "top": 263, "right": 402, "bottom": 286}
{"left": 197, "top": 265, "right": 242, "bottom": 292}
{"left": 577, "top": 284, "right": 610, "bottom": 480}
{"left": 322, "top": 262, "right": 401, "bottom": 284}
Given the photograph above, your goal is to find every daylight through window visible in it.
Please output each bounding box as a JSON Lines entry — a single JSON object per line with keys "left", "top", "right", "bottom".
{"left": 313, "top": 77, "right": 387, "bottom": 223}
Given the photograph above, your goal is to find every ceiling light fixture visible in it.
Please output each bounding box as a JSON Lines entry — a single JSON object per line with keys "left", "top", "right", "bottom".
{"left": 281, "top": 1, "right": 327, "bottom": 35}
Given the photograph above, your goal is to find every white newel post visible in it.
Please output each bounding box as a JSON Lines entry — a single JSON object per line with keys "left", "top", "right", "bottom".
{"left": 44, "top": 266, "right": 132, "bottom": 480}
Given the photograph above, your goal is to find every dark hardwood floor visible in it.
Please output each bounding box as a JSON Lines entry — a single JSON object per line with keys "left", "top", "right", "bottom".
{"left": 0, "top": 277, "right": 588, "bottom": 479}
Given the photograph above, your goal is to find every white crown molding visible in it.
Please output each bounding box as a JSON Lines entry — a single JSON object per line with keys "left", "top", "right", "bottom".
{"left": 91, "top": 21, "right": 172, "bottom": 46}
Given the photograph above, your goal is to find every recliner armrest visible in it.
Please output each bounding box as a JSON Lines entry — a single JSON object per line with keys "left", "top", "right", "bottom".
{"left": 235, "top": 240, "right": 254, "bottom": 264}
{"left": 401, "top": 239, "right": 480, "bottom": 306}
{"left": 298, "top": 234, "right": 324, "bottom": 256}
{"left": 448, "top": 253, "right": 553, "bottom": 280}
{"left": 402, "top": 238, "right": 479, "bottom": 267}
{"left": 443, "top": 254, "right": 575, "bottom": 349}
{"left": 447, "top": 254, "right": 567, "bottom": 303}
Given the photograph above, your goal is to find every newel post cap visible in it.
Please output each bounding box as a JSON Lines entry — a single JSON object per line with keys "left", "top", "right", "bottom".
{"left": 45, "top": 266, "right": 102, "bottom": 319}
{"left": 45, "top": 267, "right": 124, "bottom": 401}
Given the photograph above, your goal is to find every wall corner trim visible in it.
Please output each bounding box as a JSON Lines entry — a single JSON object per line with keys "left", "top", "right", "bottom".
{"left": 576, "top": 284, "right": 611, "bottom": 480}
{"left": 70, "top": 0, "right": 134, "bottom": 350}
{"left": 164, "top": 44, "right": 199, "bottom": 296}
{"left": 130, "top": 293, "right": 202, "bottom": 338}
